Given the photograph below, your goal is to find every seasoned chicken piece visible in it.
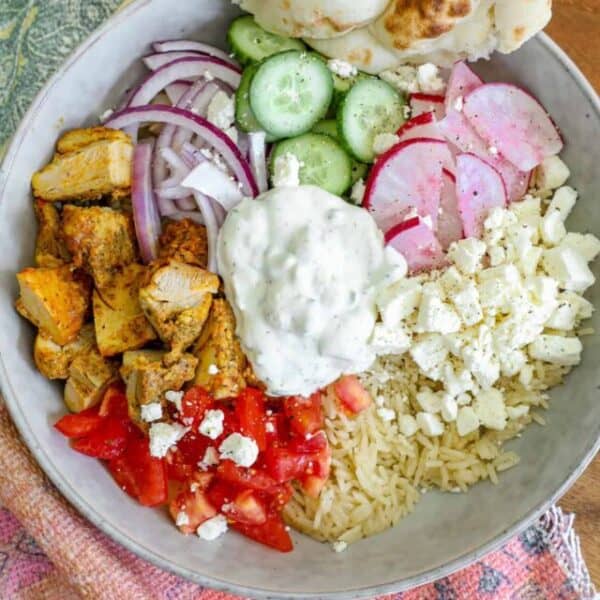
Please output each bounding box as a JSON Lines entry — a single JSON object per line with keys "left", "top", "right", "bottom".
{"left": 139, "top": 261, "right": 219, "bottom": 359}
{"left": 64, "top": 346, "right": 118, "bottom": 413}
{"left": 93, "top": 263, "right": 156, "bottom": 357}
{"left": 16, "top": 265, "right": 91, "bottom": 345}
{"left": 121, "top": 350, "right": 197, "bottom": 427}
{"left": 34, "top": 200, "right": 71, "bottom": 267}
{"left": 32, "top": 127, "right": 133, "bottom": 202}
{"left": 34, "top": 324, "right": 95, "bottom": 380}
{"left": 158, "top": 219, "right": 209, "bottom": 269}
{"left": 62, "top": 206, "right": 137, "bottom": 290}
{"left": 194, "top": 299, "right": 247, "bottom": 400}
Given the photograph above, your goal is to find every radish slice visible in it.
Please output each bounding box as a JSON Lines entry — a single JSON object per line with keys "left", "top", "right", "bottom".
{"left": 182, "top": 161, "right": 244, "bottom": 212}
{"left": 437, "top": 169, "right": 463, "bottom": 250}
{"left": 105, "top": 105, "right": 259, "bottom": 197}
{"left": 385, "top": 217, "right": 447, "bottom": 273}
{"left": 445, "top": 61, "right": 482, "bottom": 112}
{"left": 144, "top": 51, "right": 241, "bottom": 72}
{"left": 397, "top": 112, "right": 444, "bottom": 143}
{"left": 363, "top": 138, "right": 452, "bottom": 231}
{"left": 132, "top": 141, "right": 161, "bottom": 263}
{"left": 128, "top": 57, "right": 241, "bottom": 108}
{"left": 463, "top": 83, "right": 563, "bottom": 171}
{"left": 410, "top": 93, "right": 446, "bottom": 120}
{"left": 248, "top": 132, "right": 268, "bottom": 193}
{"left": 456, "top": 153, "right": 507, "bottom": 239}
{"left": 152, "top": 40, "right": 239, "bottom": 68}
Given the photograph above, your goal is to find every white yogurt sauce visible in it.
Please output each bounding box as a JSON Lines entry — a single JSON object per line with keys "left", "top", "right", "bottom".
{"left": 218, "top": 185, "right": 398, "bottom": 396}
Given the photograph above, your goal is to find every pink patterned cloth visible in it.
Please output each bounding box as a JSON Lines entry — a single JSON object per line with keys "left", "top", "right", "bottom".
{"left": 0, "top": 404, "right": 596, "bottom": 600}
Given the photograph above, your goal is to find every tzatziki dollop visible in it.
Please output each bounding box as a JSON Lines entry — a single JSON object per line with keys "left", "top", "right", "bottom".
{"left": 218, "top": 185, "right": 401, "bottom": 396}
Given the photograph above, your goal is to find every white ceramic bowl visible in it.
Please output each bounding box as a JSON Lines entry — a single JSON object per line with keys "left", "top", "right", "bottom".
{"left": 1, "top": 1, "right": 599, "bottom": 597}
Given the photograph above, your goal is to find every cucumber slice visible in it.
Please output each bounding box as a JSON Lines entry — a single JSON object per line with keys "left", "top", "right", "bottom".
{"left": 228, "top": 16, "right": 306, "bottom": 65}
{"left": 250, "top": 51, "right": 333, "bottom": 139}
{"left": 271, "top": 133, "right": 352, "bottom": 196}
{"left": 235, "top": 64, "right": 276, "bottom": 142}
{"left": 338, "top": 78, "right": 406, "bottom": 163}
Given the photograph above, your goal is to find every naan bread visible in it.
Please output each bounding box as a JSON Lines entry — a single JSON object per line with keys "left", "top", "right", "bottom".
{"left": 237, "top": 0, "right": 389, "bottom": 39}
{"left": 495, "top": 0, "right": 552, "bottom": 53}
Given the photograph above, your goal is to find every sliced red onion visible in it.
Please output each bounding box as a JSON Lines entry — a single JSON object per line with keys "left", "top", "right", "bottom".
{"left": 175, "top": 196, "right": 197, "bottom": 211}
{"left": 157, "top": 195, "right": 179, "bottom": 216}
{"left": 132, "top": 141, "right": 161, "bottom": 263}
{"left": 181, "top": 160, "right": 244, "bottom": 212}
{"left": 144, "top": 51, "right": 240, "bottom": 72}
{"left": 106, "top": 105, "right": 259, "bottom": 197}
{"left": 168, "top": 210, "right": 205, "bottom": 224}
{"left": 248, "top": 131, "right": 268, "bottom": 193}
{"left": 156, "top": 186, "right": 193, "bottom": 200}
{"left": 165, "top": 82, "right": 190, "bottom": 104}
{"left": 159, "top": 147, "right": 191, "bottom": 177}
{"left": 128, "top": 57, "right": 241, "bottom": 109}
{"left": 210, "top": 198, "right": 227, "bottom": 227}
{"left": 193, "top": 192, "right": 219, "bottom": 273}
{"left": 152, "top": 40, "right": 239, "bottom": 68}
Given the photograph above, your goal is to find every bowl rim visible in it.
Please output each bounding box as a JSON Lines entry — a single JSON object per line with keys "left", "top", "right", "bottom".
{"left": 1, "top": 1, "right": 599, "bottom": 597}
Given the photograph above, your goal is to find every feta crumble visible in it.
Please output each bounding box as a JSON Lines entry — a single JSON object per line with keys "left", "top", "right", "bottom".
{"left": 176, "top": 511, "right": 190, "bottom": 527}
{"left": 206, "top": 90, "right": 235, "bottom": 130}
{"left": 141, "top": 402, "right": 163, "bottom": 423}
{"left": 207, "top": 364, "right": 219, "bottom": 375}
{"left": 197, "top": 515, "right": 228, "bottom": 541}
{"left": 198, "top": 447, "right": 220, "bottom": 471}
{"left": 149, "top": 422, "right": 187, "bottom": 458}
{"left": 199, "top": 409, "right": 225, "bottom": 440}
{"left": 350, "top": 178, "right": 366, "bottom": 206}
{"left": 165, "top": 390, "right": 184, "bottom": 413}
{"left": 416, "top": 64, "right": 446, "bottom": 94}
{"left": 272, "top": 152, "right": 301, "bottom": 187}
{"left": 219, "top": 433, "right": 259, "bottom": 467}
{"left": 377, "top": 407, "right": 396, "bottom": 422}
{"left": 332, "top": 541, "right": 348, "bottom": 553}
{"left": 327, "top": 59, "right": 357, "bottom": 79}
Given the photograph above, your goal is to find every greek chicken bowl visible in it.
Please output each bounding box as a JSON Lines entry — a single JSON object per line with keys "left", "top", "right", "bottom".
{"left": 1, "top": 0, "right": 599, "bottom": 597}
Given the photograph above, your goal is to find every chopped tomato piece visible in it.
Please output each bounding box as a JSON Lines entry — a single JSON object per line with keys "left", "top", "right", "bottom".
{"left": 265, "top": 411, "right": 288, "bottom": 443}
{"left": 283, "top": 392, "right": 324, "bottom": 437}
{"left": 300, "top": 474, "right": 328, "bottom": 498}
{"left": 236, "top": 388, "right": 267, "bottom": 451}
{"left": 266, "top": 483, "right": 294, "bottom": 512}
{"left": 312, "top": 442, "right": 332, "bottom": 479}
{"left": 216, "top": 460, "right": 279, "bottom": 492}
{"left": 333, "top": 375, "right": 372, "bottom": 414}
{"left": 206, "top": 479, "right": 238, "bottom": 511}
{"left": 165, "top": 448, "right": 195, "bottom": 482}
{"left": 54, "top": 408, "right": 103, "bottom": 438}
{"left": 70, "top": 417, "right": 129, "bottom": 460}
{"left": 110, "top": 436, "right": 168, "bottom": 506}
{"left": 288, "top": 431, "right": 328, "bottom": 454}
{"left": 98, "top": 383, "right": 128, "bottom": 420}
{"left": 170, "top": 480, "right": 217, "bottom": 534}
{"left": 233, "top": 512, "right": 293, "bottom": 552}
{"left": 263, "top": 445, "right": 310, "bottom": 483}
{"left": 215, "top": 407, "right": 240, "bottom": 444}
{"left": 179, "top": 386, "right": 214, "bottom": 428}
{"left": 224, "top": 490, "right": 267, "bottom": 525}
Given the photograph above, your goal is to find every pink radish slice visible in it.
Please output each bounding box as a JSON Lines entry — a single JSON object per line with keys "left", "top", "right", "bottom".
{"left": 410, "top": 93, "right": 446, "bottom": 120}
{"left": 445, "top": 61, "right": 483, "bottom": 112}
{"left": 385, "top": 217, "right": 447, "bottom": 273}
{"left": 456, "top": 153, "right": 507, "bottom": 239}
{"left": 363, "top": 138, "right": 451, "bottom": 232}
{"left": 437, "top": 169, "right": 464, "bottom": 250}
{"left": 397, "top": 112, "right": 445, "bottom": 142}
{"left": 463, "top": 83, "right": 563, "bottom": 171}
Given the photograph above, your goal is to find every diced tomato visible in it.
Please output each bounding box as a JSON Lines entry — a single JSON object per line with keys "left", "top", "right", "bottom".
{"left": 236, "top": 388, "right": 267, "bottom": 451}
{"left": 165, "top": 448, "right": 195, "bottom": 482}
{"left": 98, "top": 383, "right": 128, "bottom": 420}
{"left": 54, "top": 408, "right": 103, "bottom": 438}
{"left": 312, "top": 442, "right": 332, "bottom": 479}
{"left": 206, "top": 479, "right": 238, "bottom": 511}
{"left": 263, "top": 445, "right": 310, "bottom": 483}
{"left": 299, "top": 474, "right": 327, "bottom": 499}
{"left": 216, "top": 407, "right": 240, "bottom": 444}
{"left": 333, "top": 375, "right": 372, "bottom": 414}
{"left": 232, "top": 512, "right": 293, "bottom": 553}
{"left": 107, "top": 436, "right": 168, "bottom": 506}
{"left": 266, "top": 483, "right": 294, "bottom": 512}
{"left": 283, "top": 392, "right": 324, "bottom": 437}
{"left": 71, "top": 417, "right": 130, "bottom": 460}
{"left": 170, "top": 477, "right": 217, "bottom": 534}
{"left": 224, "top": 490, "right": 267, "bottom": 525}
{"left": 265, "top": 411, "right": 288, "bottom": 443}
{"left": 179, "top": 386, "right": 214, "bottom": 428}
{"left": 288, "top": 430, "right": 327, "bottom": 454}
{"left": 216, "top": 460, "right": 279, "bottom": 492}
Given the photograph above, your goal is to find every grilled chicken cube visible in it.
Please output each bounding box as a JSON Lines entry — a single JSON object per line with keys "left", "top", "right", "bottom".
{"left": 93, "top": 263, "right": 156, "bottom": 357}
{"left": 158, "top": 219, "right": 209, "bottom": 269}
{"left": 16, "top": 265, "right": 91, "bottom": 345}
{"left": 139, "top": 261, "right": 219, "bottom": 358}
{"left": 32, "top": 127, "right": 133, "bottom": 202}
{"left": 62, "top": 206, "right": 137, "bottom": 290}
{"left": 34, "top": 200, "right": 71, "bottom": 268}
{"left": 64, "top": 346, "right": 118, "bottom": 413}
{"left": 194, "top": 299, "right": 247, "bottom": 400}
{"left": 121, "top": 350, "right": 197, "bottom": 427}
{"left": 34, "top": 324, "right": 95, "bottom": 380}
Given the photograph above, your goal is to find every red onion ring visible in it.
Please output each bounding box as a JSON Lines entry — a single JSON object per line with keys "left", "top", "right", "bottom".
{"left": 152, "top": 40, "right": 240, "bottom": 68}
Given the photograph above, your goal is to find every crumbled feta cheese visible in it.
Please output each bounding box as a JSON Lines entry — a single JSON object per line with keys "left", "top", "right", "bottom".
{"left": 379, "top": 66, "right": 419, "bottom": 94}
{"left": 99, "top": 108, "right": 114, "bottom": 121}
{"left": 528, "top": 335, "right": 583, "bottom": 366}
{"left": 473, "top": 389, "right": 507, "bottom": 431}
{"left": 272, "top": 152, "right": 301, "bottom": 187}
{"left": 207, "top": 364, "right": 219, "bottom": 375}
{"left": 410, "top": 334, "right": 448, "bottom": 379}
{"left": 203, "top": 70, "right": 215, "bottom": 81}
{"left": 141, "top": 402, "right": 163, "bottom": 423}
{"left": 440, "top": 394, "right": 458, "bottom": 422}
{"left": 416, "top": 412, "right": 444, "bottom": 436}
{"left": 451, "top": 282, "right": 483, "bottom": 326}
{"left": 376, "top": 279, "right": 422, "bottom": 327}
{"left": 447, "top": 238, "right": 487, "bottom": 275}
{"left": 542, "top": 246, "right": 595, "bottom": 292}
{"left": 198, "top": 447, "right": 220, "bottom": 471}
{"left": 453, "top": 96, "right": 464, "bottom": 112}
{"left": 488, "top": 146, "right": 499, "bottom": 155}
{"left": 197, "top": 515, "right": 228, "bottom": 541}
{"left": 373, "top": 133, "right": 400, "bottom": 156}
{"left": 507, "top": 405, "right": 530, "bottom": 420}
{"left": 546, "top": 292, "right": 581, "bottom": 330}
{"left": 149, "top": 422, "right": 187, "bottom": 458}
{"left": 456, "top": 407, "right": 480, "bottom": 436}
{"left": 327, "top": 58, "right": 357, "bottom": 79}
{"left": 377, "top": 407, "right": 396, "bottom": 422}
{"left": 439, "top": 266, "right": 465, "bottom": 295}
{"left": 519, "top": 364, "right": 534, "bottom": 387}
{"left": 536, "top": 156, "right": 570, "bottom": 191}
{"left": 441, "top": 364, "right": 474, "bottom": 397}
{"left": 416, "top": 388, "right": 441, "bottom": 413}
{"left": 265, "top": 422, "right": 275, "bottom": 433}
{"left": 371, "top": 322, "right": 412, "bottom": 355}
{"left": 165, "top": 390, "right": 184, "bottom": 413}
{"left": 478, "top": 264, "right": 522, "bottom": 313}
{"left": 416, "top": 63, "right": 446, "bottom": 93}
{"left": 541, "top": 210, "right": 567, "bottom": 246}
{"left": 350, "top": 178, "right": 366, "bottom": 206}
{"left": 548, "top": 186, "right": 577, "bottom": 221}
{"left": 219, "top": 433, "right": 259, "bottom": 467}
{"left": 500, "top": 350, "right": 527, "bottom": 377}
{"left": 199, "top": 409, "right": 225, "bottom": 440}
{"left": 398, "top": 414, "right": 418, "bottom": 437}
{"left": 488, "top": 246, "right": 506, "bottom": 266}
{"left": 461, "top": 327, "right": 500, "bottom": 389}
{"left": 559, "top": 233, "right": 600, "bottom": 262}
{"left": 416, "top": 287, "right": 461, "bottom": 334}
{"left": 332, "top": 540, "right": 348, "bottom": 553}
{"left": 456, "top": 392, "right": 472, "bottom": 406}
{"left": 206, "top": 90, "right": 235, "bottom": 130}
{"left": 176, "top": 511, "right": 190, "bottom": 527}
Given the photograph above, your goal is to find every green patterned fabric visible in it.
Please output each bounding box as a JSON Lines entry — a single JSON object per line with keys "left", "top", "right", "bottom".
{"left": 0, "top": 0, "right": 124, "bottom": 158}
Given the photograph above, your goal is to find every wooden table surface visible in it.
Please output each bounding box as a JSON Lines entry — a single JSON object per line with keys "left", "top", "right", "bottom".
{"left": 546, "top": 0, "right": 600, "bottom": 587}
